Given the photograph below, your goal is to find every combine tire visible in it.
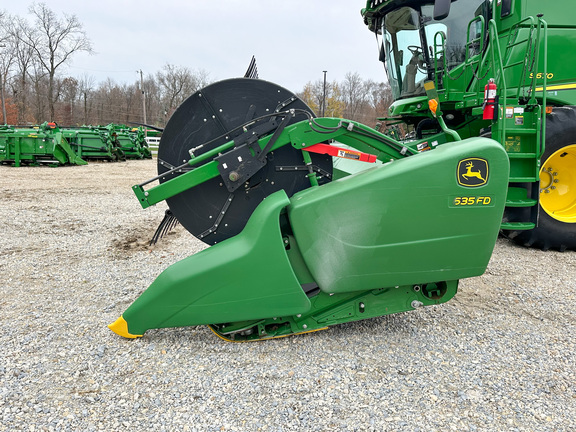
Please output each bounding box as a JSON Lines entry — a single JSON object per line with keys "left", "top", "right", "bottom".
{"left": 507, "top": 106, "right": 576, "bottom": 251}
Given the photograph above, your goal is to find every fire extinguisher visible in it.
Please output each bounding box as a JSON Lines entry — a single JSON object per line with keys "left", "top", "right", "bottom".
{"left": 483, "top": 78, "right": 498, "bottom": 121}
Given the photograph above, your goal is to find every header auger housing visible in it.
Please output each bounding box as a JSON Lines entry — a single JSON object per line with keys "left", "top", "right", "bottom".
{"left": 0, "top": 122, "right": 87, "bottom": 166}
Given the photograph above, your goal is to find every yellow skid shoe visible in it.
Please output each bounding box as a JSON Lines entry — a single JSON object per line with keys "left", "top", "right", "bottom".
{"left": 108, "top": 316, "right": 142, "bottom": 339}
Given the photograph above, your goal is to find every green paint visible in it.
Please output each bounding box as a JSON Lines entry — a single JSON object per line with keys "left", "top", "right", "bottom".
{"left": 111, "top": 0, "right": 576, "bottom": 340}
{"left": 116, "top": 137, "right": 509, "bottom": 339}
{"left": 0, "top": 123, "right": 87, "bottom": 166}
{"left": 122, "top": 190, "right": 311, "bottom": 336}
{"left": 288, "top": 138, "right": 508, "bottom": 294}
{"left": 361, "top": 0, "right": 562, "bottom": 231}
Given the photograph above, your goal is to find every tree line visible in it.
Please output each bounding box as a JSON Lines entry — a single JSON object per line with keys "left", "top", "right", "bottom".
{"left": 0, "top": 3, "right": 393, "bottom": 129}
{"left": 298, "top": 72, "right": 394, "bottom": 128}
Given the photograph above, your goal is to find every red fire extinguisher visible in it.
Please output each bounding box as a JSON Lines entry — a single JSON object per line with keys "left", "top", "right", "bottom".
{"left": 483, "top": 78, "right": 498, "bottom": 120}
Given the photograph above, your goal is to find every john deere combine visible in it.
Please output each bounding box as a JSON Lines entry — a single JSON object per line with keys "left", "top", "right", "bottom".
{"left": 362, "top": 0, "right": 576, "bottom": 251}
{"left": 109, "top": 0, "right": 575, "bottom": 341}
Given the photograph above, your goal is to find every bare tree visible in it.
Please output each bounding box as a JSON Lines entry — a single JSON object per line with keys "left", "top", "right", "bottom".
{"left": 6, "top": 17, "right": 36, "bottom": 123}
{"left": 157, "top": 64, "right": 210, "bottom": 118}
{"left": 0, "top": 12, "right": 16, "bottom": 124}
{"left": 78, "top": 74, "right": 95, "bottom": 124}
{"left": 367, "top": 80, "right": 394, "bottom": 116}
{"left": 157, "top": 64, "right": 193, "bottom": 114}
{"left": 142, "top": 73, "right": 162, "bottom": 126}
{"left": 15, "top": 3, "right": 93, "bottom": 120}
{"left": 57, "top": 76, "right": 78, "bottom": 124}
{"left": 342, "top": 72, "right": 370, "bottom": 121}
{"left": 30, "top": 70, "right": 48, "bottom": 122}
{"left": 120, "top": 82, "right": 139, "bottom": 125}
{"left": 298, "top": 74, "right": 390, "bottom": 127}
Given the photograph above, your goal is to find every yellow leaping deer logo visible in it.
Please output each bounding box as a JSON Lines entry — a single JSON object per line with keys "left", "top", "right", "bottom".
{"left": 463, "top": 162, "right": 486, "bottom": 182}
{"left": 458, "top": 158, "right": 489, "bottom": 187}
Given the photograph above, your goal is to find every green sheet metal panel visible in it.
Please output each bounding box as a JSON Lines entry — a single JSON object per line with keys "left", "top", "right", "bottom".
{"left": 119, "top": 190, "right": 310, "bottom": 336}
{"left": 288, "top": 137, "right": 509, "bottom": 294}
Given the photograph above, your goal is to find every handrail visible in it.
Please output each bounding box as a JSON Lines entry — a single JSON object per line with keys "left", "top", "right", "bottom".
{"left": 536, "top": 16, "right": 548, "bottom": 158}
{"left": 433, "top": 15, "right": 486, "bottom": 85}
{"left": 466, "top": 16, "right": 486, "bottom": 57}
{"left": 487, "top": 19, "right": 506, "bottom": 143}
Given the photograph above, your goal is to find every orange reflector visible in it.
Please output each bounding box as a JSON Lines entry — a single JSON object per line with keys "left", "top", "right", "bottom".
{"left": 546, "top": 106, "right": 553, "bottom": 114}
{"left": 428, "top": 99, "right": 439, "bottom": 116}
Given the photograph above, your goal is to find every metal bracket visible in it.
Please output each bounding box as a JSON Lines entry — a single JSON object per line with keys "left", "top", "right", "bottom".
{"left": 198, "top": 194, "right": 234, "bottom": 239}
{"left": 158, "top": 158, "right": 193, "bottom": 172}
{"left": 216, "top": 112, "right": 294, "bottom": 192}
{"left": 275, "top": 165, "right": 333, "bottom": 180}
{"left": 275, "top": 96, "right": 299, "bottom": 112}
{"left": 216, "top": 146, "right": 267, "bottom": 192}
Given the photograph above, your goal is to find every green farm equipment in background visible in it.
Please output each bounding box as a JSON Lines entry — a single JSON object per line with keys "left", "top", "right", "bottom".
{"left": 109, "top": 0, "right": 576, "bottom": 341}
{"left": 0, "top": 123, "right": 153, "bottom": 166}
{"left": 0, "top": 122, "right": 87, "bottom": 167}
{"left": 62, "top": 126, "right": 124, "bottom": 161}
{"left": 108, "top": 124, "right": 152, "bottom": 160}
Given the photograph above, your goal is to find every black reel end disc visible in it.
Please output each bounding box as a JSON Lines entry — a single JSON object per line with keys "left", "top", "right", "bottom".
{"left": 157, "top": 78, "right": 332, "bottom": 245}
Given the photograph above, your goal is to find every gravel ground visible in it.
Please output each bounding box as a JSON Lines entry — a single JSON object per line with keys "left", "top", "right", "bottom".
{"left": 1, "top": 159, "right": 575, "bottom": 432}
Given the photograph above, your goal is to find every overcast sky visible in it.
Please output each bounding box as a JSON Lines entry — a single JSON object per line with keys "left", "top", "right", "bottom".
{"left": 4, "top": 1, "right": 387, "bottom": 92}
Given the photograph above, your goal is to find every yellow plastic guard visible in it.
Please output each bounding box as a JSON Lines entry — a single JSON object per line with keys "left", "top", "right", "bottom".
{"left": 108, "top": 316, "right": 142, "bottom": 339}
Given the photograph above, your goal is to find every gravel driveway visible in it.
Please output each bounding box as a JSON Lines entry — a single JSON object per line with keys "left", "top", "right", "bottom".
{"left": 1, "top": 159, "right": 574, "bottom": 431}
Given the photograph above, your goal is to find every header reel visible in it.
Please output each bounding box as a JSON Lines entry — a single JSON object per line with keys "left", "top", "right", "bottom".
{"left": 157, "top": 78, "right": 332, "bottom": 244}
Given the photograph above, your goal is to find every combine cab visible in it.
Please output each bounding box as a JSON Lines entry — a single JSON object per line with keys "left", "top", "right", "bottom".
{"left": 109, "top": 0, "right": 573, "bottom": 340}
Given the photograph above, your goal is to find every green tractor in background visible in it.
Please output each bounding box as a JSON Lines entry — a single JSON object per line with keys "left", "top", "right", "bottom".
{"left": 109, "top": 0, "right": 574, "bottom": 341}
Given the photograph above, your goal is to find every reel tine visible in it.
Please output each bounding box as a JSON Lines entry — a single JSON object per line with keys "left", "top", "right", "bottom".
{"left": 168, "top": 214, "right": 179, "bottom": 231}
{"left": 149, "top": 209, "right": 179, "bottom": 246}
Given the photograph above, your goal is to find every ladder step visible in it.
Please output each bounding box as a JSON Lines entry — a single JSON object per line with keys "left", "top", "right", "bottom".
{"left": 507, "top": 152, "right": 537, "bottom": 159}
{"left": 509, "top": 176, "right": 539, "bottom": 182}
{"left": 506, "top": 198, "right": 538, "bottom": 207}
{"left": 500, "top": 221, "right": 536, "bottom": 231}
{"left": 505, "top": 128, "right": 537, "bottom": 135}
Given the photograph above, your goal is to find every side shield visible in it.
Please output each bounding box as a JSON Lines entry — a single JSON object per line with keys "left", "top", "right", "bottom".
{"left": 110, "top": 191, "right": 311, "bottom": 338}
{"left": 288, "top": 138, "right": 509, "bottom": 293}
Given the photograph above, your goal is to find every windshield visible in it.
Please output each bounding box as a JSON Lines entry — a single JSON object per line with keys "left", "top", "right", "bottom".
{"left": 379, "top": 0, "right": 489, "bottom": 100}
